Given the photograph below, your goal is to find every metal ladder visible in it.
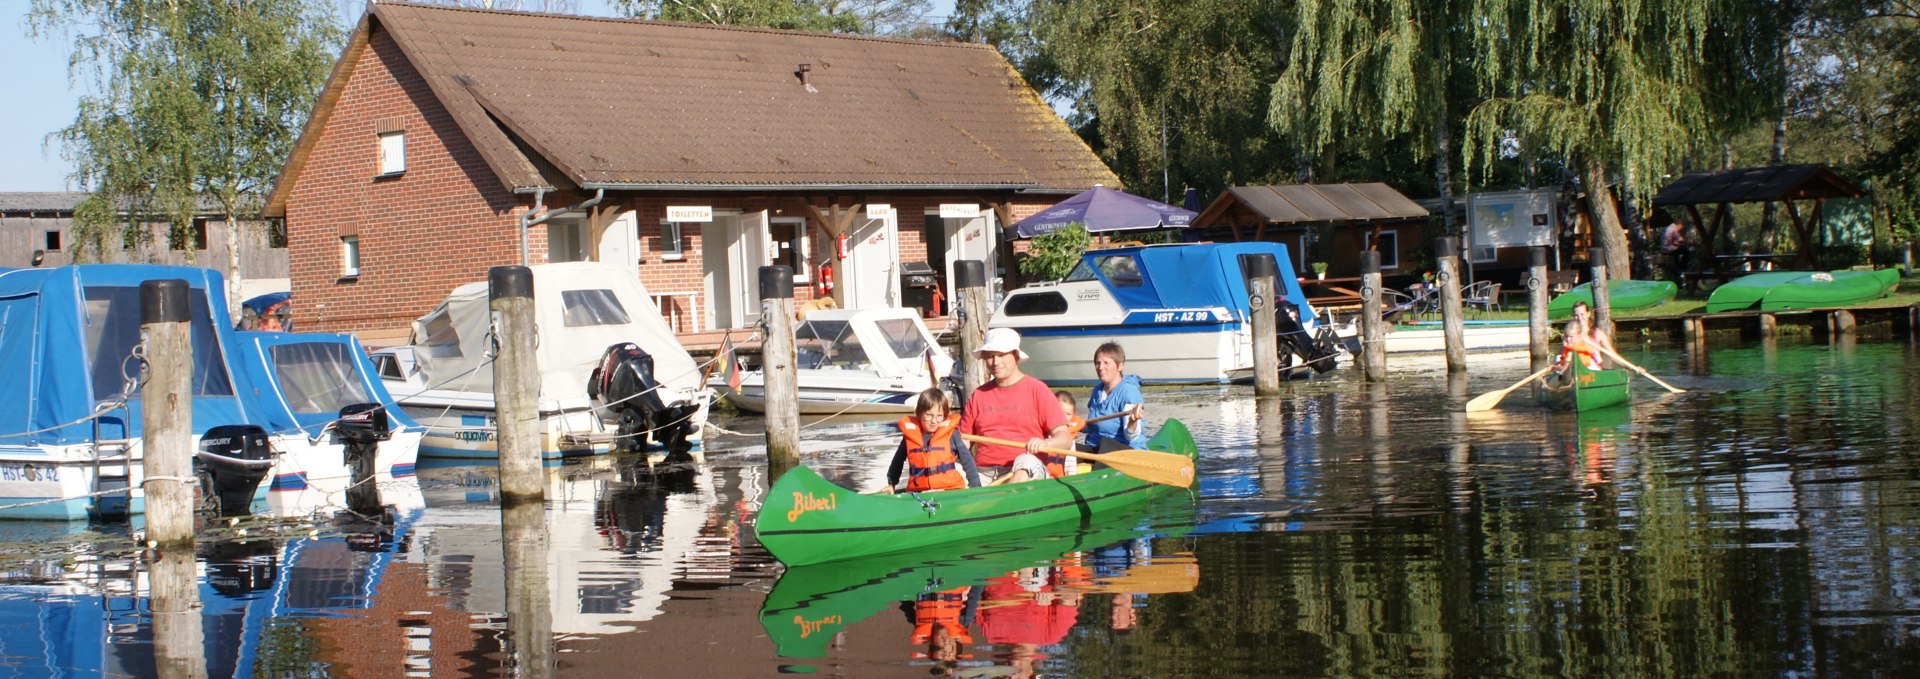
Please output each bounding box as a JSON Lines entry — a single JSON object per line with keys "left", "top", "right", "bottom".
{"left": 90, "top": 404, "right": 136, "bottom": 520}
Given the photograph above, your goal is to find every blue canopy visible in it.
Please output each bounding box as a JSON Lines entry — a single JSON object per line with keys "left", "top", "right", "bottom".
{"left": 241, "top": 291, "right": 291, "bottom": 314}
{"left": 0, "top": 265, "right": 275, "bottom": 446}
{"left": 230, "top": 331, "right": 419, "bottom": 437}
{"left": 1009, "top": 186, "right": 1197, "bottom": 239}
{"left": 1074, "top": 242, "right": 1317, "bottom": 324}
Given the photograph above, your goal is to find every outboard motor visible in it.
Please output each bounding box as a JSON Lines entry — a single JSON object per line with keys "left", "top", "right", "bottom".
{"left": 589, "top": 342, "right": 699, "bottom": 455}
{"left": 335, "top": 403, "right": 393, "bottom": 516}
{"left": 195, "top": 424, "right": 275, "bottom": 517}
{"left": 1273, "top": 299, "right": 1340, "bottom": 375}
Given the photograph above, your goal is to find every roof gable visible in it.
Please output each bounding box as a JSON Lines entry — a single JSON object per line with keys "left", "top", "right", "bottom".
{"left": 271, "top": 2, "right": 1116, "bottom": 210}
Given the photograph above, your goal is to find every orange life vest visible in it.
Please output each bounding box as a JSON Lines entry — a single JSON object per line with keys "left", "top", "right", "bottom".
{"left": 910, "top": 586, "right": 976, "bottom": 645}
{"left": 898, "top": 415, "right": 967, "bottom": 491}
{"left": 1045, "top": 416, "right": 1088, "bottom": 478}
{"left": 1559, "top": 338, "right": 1602, "bottom": 370}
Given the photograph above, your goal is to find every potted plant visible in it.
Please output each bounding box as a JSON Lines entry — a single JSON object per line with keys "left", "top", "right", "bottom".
{"left": 1311, "top": 261, "right": 1328, "bottom": 280}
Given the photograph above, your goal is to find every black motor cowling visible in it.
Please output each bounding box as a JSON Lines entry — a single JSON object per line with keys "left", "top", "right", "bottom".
{"left": 335, "top": 403, "right": 393, "bottom": 444}
{"left": 334, "top": 403, "right": 392, "bottom": 516}
{"left": 1274, "top": 299, "right": 1340, "bottom": 375}
{"left": 589, "top": 342, "right": 697, "bottom": 455}
{"left": 195, "top": 424, "right": 275, "bottom": 517}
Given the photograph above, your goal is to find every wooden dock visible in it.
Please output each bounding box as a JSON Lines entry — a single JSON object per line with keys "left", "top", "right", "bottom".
{"left": 1611, "top": 304, "right": 1920, "bottom": 342}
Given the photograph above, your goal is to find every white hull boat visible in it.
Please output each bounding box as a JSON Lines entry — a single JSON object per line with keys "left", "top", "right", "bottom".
{"left": 716, "top": 307, "right": 952, "bottom": 415}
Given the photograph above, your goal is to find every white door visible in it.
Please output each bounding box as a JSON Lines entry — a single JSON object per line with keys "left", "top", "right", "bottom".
{"left": 597, "top": 211, "right": 639, "bottom": 276}
{"left": 846, "top": 208, "right": 900, "bottom": 309}
{"left": 944, "top": 213, "right": 998, "bottom": 300}
{"left": 701, "top": 211, "right": 772, "bottom": 329}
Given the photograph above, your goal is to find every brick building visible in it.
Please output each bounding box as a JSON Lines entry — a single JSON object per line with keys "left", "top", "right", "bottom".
{"left": 264, "top": 2, "right": 1117, "bottom": 343}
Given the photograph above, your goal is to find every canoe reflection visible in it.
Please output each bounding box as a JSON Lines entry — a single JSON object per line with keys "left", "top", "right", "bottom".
{"left": 760, "top": 497, "right": 1196, "bottom": 670}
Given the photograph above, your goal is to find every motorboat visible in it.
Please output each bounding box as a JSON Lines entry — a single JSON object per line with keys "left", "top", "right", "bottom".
{"left": 228, "top": 331, "right": 422, "bottom": 516}
{"left": 716, "top": 307, "right": 953, "bottom": 414}
{"left": 373, "top": 263, "right": 711, "bottom": 460}
{"left": 989, "top": 242, "right": 1339, "bottom": 385}
{"left": 0, "top": 265, "right": 390, "bottom": 520}
{"left": 1334, "top": 319, "right": 1532, "bottom": 355}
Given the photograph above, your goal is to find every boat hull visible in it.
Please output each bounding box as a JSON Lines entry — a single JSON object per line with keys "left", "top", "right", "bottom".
{"left": 720, "top": 372, "right": 929, "bottom": 414}
{"left": 400, "top": 397, "right": 708, "bottom": 460}
{"left": 1019, "top": 322, "right": 1245, "bottom": 385}
{"left": 1540, "top": 361, "right": 1631, "bottom": 411}
{"left": 1704, "top": 271, "right": 1810, "bottom": 313}
{"left": 754, "top": 419, "right": 1198, "bottom": 566}
{"left": 1548, "top": 280, "right": 1678, "bottom": 319}
{"left": 1759, "top": 268, "right": 1900, "bottom": 311}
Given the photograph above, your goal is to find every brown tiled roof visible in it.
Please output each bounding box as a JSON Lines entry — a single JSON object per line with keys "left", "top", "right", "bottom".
{"left": 1652, "top": 164, "right": 1867, "bottom": 206}
{"left": 268, "top": 2, "right": 1114, "bottom": 213}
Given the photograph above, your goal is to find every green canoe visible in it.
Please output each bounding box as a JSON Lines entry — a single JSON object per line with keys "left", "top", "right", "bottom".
{"left": 1758, "top": 268, "right": 1901, "bottom": 311}
{"left": 1706, "top": 268, "right": 1899, "bottom": 313}
{"left": 1548, "top": 279, "right": 1679, "bottom": 320}
{"left": 1539, "top": 359, "right": 1631, "bottom": 411}
{"left": 760, "top": 497, "right": 1193, "bottom": 658}
{"left": 755, "top": 419, "right": 1198, "bottom": 566}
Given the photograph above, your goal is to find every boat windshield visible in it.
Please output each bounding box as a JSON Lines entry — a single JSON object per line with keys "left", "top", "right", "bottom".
{"left": 871, "top": 318, "right": 932, "bottom": 360}
{"left": 82, "top": 285, "right": 233, "bottom": 401}
{"left": 1063, "top": 255, "right": 1143, "bottom": 287}
{"left": 793, "top": 319, "right": 873, "bottom": 371}
{"left": 268, "top": 342, "right": 376, "bottom": 416}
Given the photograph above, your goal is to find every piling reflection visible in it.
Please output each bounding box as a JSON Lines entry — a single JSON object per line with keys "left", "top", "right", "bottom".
{"left": 150, "top": 548, "right": 206, "bottom": 679}
{"left": 500, "top": 498, "right": 554, "bottom": 678}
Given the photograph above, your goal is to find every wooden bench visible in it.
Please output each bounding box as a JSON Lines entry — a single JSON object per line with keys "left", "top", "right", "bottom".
{"left": 1546, "top": 270, "right": 1581, "bottom": 294}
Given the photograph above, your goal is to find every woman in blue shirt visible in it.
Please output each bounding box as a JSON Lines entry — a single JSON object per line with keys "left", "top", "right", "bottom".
{"left": 1084, "top": 342, "right": 1148, "bottom": 452}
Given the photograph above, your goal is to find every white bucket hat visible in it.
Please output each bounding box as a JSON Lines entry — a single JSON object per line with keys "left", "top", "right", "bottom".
{"left": 975, "top": 327, "right": 1028, "bottom": 360}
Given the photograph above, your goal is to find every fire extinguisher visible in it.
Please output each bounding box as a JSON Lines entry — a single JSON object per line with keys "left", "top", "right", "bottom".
{"left": 816, "top": 263, "right": 834, "bottom": 297}
{"left": 836, "top": 234, "right": 849, "bottom": 259}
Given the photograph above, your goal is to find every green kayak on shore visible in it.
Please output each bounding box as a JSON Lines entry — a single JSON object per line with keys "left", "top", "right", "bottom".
{"left": 1706, "top": 269, "right": 1900, "bottom": 312}
{"left": 1548, "top": 279, "right": 1679, "bottom": 320}
{"left": 755, "top": 419, "right": 1198, "bottom": 566}
{"left": 1540, "top": 359, "right": 1631, "bottom": 411}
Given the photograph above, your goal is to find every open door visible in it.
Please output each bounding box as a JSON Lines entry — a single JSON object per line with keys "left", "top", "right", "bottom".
{"left": 845, "top": 207, "right": 900, "bottom": 309}
{"left": 702, "top": 210, "right": 772, "bottom": 329}
{"left": 597, "top": 211, "right": 639, "bottom": 276}
{"left": 942, "top": 212, "right": 998, "bottom": 300}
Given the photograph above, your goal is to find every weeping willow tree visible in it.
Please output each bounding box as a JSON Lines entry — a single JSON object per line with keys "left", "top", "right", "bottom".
{"left": 1269, "top": 0, "right": 1475, "bottom": 235}
{"left": 1463, "top": 1, "right": 1717, "bottom": 278}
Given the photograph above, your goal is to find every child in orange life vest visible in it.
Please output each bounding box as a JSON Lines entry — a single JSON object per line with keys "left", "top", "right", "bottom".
{"left": 1049, "top": 390, "right": 1086, "bottom": 477}
{"left": 1555, "top": 300, "right": 1611, "bottom": 371}
{"left": 886, "top": 388, "right": 982, "bottom": 492}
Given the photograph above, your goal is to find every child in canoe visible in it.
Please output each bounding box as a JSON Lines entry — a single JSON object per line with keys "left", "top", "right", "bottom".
{"left": 886, "top": 388, "right": 983, "bottom": 492}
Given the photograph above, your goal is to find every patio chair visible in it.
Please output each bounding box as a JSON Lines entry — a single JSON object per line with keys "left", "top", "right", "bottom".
{"left": 1464, "top": 281, "right": 1502, "bottom": 317}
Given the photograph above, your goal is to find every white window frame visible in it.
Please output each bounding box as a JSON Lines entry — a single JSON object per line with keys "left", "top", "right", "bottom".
{"left": 1365, "top": 230, "right": 1399, "bottom": 269}
{"left": 341, "top": 235, "right": 361, "bottom": 278}
{"left": 658, "top": 220, "right": 685, "bottom": 261}
{"left": 377, "top": 131, "right": 406, "bottom": 177}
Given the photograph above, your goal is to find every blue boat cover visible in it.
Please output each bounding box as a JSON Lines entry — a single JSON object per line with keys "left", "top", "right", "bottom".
{"left": 0, "top": 265, "right": 276, "bottom": 446}
{"left": 230, "top": 330, "right": 419, "bottom": 437}
{"left": 1080, "top": 242, "right": 1316, "bottom": 323}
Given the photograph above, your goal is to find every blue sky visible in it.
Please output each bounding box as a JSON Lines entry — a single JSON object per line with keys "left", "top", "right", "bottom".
{"left": 1, "top": 0, "right": 959, "bottom": 192}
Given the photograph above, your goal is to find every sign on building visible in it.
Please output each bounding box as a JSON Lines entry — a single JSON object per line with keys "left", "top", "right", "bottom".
{"left": 1464, "top": 190, "right": 1557, "bottom": 263}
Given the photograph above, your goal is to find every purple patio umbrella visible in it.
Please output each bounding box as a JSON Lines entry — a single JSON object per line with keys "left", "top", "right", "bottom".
{"left": 1008, "top": 186, "right": 1197, "bottom": 239}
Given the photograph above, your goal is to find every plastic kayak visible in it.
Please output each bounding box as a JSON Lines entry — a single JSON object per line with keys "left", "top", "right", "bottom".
{"left": 754, "top": 419, "right": 1197, "bottom": 566}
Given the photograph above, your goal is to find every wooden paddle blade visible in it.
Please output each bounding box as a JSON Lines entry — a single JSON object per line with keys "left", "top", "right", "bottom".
{"left": 1463, "top": 365, "right": 1556, "bottom": 413}
{"left": 1077, "top": 448, "right": 1195, "bottom": 488}
{"left": 1595, "top": 345, "right": 1685, "bottom": 393}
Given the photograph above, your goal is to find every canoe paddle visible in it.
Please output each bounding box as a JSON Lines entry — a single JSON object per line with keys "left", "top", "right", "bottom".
{"left": 1595, "top": 345, "right": 1686, "bottom": 394}
{"left": 1083, "top": 404, "right": 1143, "bottom": 425}
{"left": 1463, "top": 365, "right": 1557, "bottom": 413}
{"left": 960, "top": 433, "right": 1194, "bottom": 489}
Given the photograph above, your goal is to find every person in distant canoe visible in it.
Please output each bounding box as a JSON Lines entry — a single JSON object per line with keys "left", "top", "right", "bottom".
{"left": 886, "top": 388, "right": 981, "bottom": 493}
{"left": 958, "top": 328, "right": 1070, "bottom": 485}
{"left": 1556, "top": 300, "right": 1612, "bottom": 371}
{"left": 1083, "top": 342, "right": 1147, "bottom": 453}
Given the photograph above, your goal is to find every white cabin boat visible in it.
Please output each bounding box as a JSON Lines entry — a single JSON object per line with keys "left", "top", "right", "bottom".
{"left": 1335, "top": 319, "right": 1532, "bottom": 355}
{"left": 989, "top": 243, "right": 1339, "bottom": 385}
{"left": 375, "top": 263, "right": 711, "bottom": 459}
{"left": 717, "top": 307, "right": 952, "bottom": 415}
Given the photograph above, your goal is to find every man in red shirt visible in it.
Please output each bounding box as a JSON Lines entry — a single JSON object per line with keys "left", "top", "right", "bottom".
{"left": 957, "top": 328, "right": 1072, "bottom": 483}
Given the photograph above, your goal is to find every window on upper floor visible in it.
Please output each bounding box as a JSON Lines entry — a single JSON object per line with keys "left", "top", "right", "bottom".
{"left": 377, "top": 131, "right": 406, "bottom": 177}
{"left": 341, "top": 235, "right": 361, "bottom": 278}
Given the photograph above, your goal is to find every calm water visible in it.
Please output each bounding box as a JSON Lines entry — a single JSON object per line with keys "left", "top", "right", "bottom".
{"left": 2, "top": 339, "right": 1918, "bottom": 677}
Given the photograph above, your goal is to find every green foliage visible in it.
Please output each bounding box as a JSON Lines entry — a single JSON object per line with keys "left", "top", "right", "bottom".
{"left": 28, "top": 0, "right": 341, "bottom": 278}
{"left": 1020, "top": 223, "right": 1090, "bottom": 280}
{"left": 617, "top": 0, "right": 931, "bottom": 34}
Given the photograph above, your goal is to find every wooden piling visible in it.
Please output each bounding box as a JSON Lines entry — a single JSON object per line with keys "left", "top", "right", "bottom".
{"left": 139, "top": 280, "right": 194, "bottom": 549}
{"left": 1832, "top": 309, "right": 1856, "bottom": 336}
{"left": 1527, "top": 246, "right": 1551, "bottom": 368}
{"left": 1759, "top": 312, "right": 1777, "bottom": 338}
{"left": 500, "top": 498, "right": 554, "bottom": 678}
{"left": 1240, "top": 253, "right": 1282, "bottom": 395}
{"left": 1588, "top": 248, "right": 1612, "bottom": 341}
{"left": 954, "top": 260, "right": 990, "bottom": 395}
{"left": 1360, "top": 251, "right": 1386, "bottom": 381}
{"left": 150, "top": 547, "right": 206, "bottom": 679}
{"left": 1437, "top": 236, "right": 1466, "bottom": 373}
{"left": 760, "top": 266, "right": 800, "bottom": 472}
{"left": 489, "top": 266, "right": 545, "bottom": 504}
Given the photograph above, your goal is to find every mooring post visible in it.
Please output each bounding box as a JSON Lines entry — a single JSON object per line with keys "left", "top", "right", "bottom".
{"left": 1360, "top": 251, "right": 1387, "bottom": 381}
{"left": 500, "top": 498, "right": 555, "bottom": 678}
{"left": 150, "top": 547, "right": 206, "bottom": 679}
{"left": 1588, "top": 247, "right": 1612, "bottom": 342}
{"left": 1240, "top": 253, "right": 1282, "bottom": 395}
{"left": 954, "top": 260, "right": 989, "bottom": 395}
{"left": 760, "top": 266, "right": 801, "bottom": 472}
{"left": 1833, "top": 309, "right": 1856, "bottom": 336}
{"left": 1527, "top": 246, "right": 1551, "bottom": 369}
{"left": 139, "top": 280, "right": 194, "bottom": 549}
{"left": 489, "top": 266, "right": 545, "bottom": 505}
{"left": 1437, "top": 236, "right": 1466, "bottom": 373}
{"left": 1759, "top": 312, "right": 1777, "bottom": 338}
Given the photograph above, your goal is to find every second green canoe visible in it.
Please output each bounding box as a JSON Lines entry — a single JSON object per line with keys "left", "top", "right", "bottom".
{"left": 1548, "top": 279, "right": 1679, "bottom": 320}
{"left": 755, "top": 419, "right": 1198, "bottom": 566}
{"left": 1706, "top": 268, "right": 1900, "bottom": 312}
{"left": 1540, "top": 359, "right": 1631, "bottom": 411}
